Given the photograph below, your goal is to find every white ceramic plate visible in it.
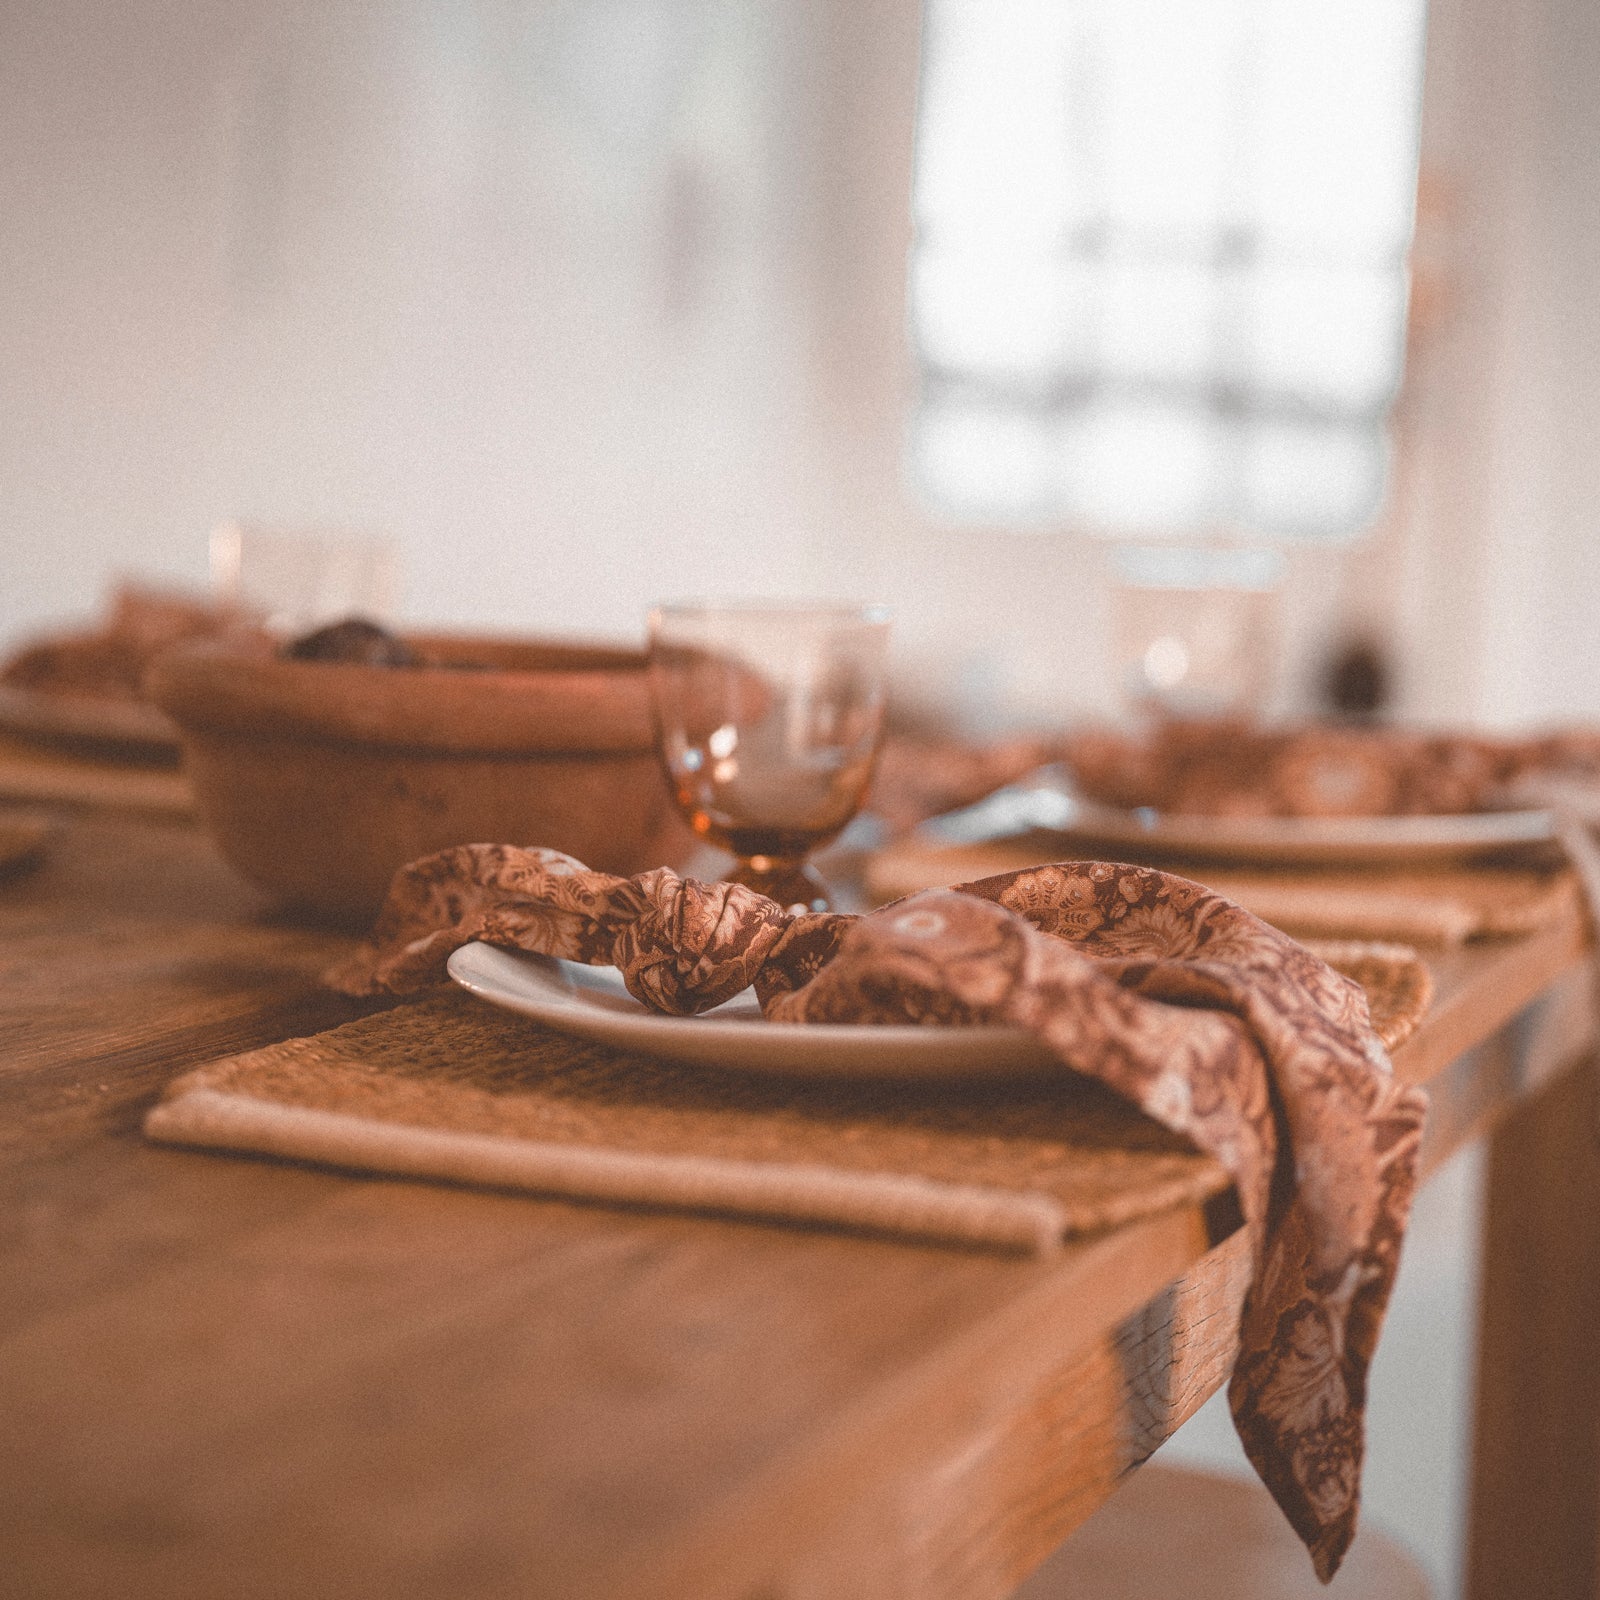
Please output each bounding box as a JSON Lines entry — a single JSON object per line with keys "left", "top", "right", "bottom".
{"left": 447, "top": 942, "right": 1057, "bottom": 1080}
{"left": 1055, "top": 799, "right": 1557, "bottom": 866}
{"left": 925, "top": 774, "right": 1558, "bottom": 867}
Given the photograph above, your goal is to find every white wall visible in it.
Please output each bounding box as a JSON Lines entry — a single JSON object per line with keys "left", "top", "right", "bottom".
{"left": 0, "top": 0, "right": 1317, "bottom": 730}
{"left": 1, "top": 0, "right": 849, "bottom": 653}
{"left": 1393, "top": 0, "right": 1600, "bottom": 726}
{"left": 3, "top": 0, "right": 1598, "bottom": 728}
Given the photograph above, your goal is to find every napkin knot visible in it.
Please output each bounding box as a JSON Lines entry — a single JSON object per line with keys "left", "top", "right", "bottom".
{"left": 608, "top": 869, "right": 808, "bottom": 1014}
{"left": 326, "top": 844, "right": 853, "bottom": 1015}
{"left": 766, "top": 891, "right": 1033, "bottom": 1025}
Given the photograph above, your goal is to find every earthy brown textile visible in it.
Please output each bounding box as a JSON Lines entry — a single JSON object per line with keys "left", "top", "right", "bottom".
{"left": 0, "top": 584, "right": 256, "bottom": 702}
{"left": 867, "top": 837, "right": 1580, "bottom": 947}
{"left": 1061, "top": 717, "right": 1600, "bottom": 818}
{"left": 331, "top": 845, "right": 1427, "bottom": 1579}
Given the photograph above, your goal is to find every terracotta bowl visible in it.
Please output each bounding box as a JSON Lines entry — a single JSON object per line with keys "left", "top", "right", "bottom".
{"left": 148, "top": 633, "right": 695, "bottom": 925}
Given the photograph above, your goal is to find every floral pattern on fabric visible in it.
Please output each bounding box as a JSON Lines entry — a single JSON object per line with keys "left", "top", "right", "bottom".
{"left": 330, "top": 846, "right": 1427, "bottom": 1581}
{"left": 324, "top": 844, "right": 851, "bottom": 1014}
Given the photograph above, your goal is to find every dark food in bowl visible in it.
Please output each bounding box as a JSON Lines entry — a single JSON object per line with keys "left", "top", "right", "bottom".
{"left": 282, "top": 617, "right": 421, "bottom": 668}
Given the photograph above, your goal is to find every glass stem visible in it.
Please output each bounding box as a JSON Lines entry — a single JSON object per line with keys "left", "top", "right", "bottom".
{"left": 730, "top": 857, "right": 831, "bottom": 913}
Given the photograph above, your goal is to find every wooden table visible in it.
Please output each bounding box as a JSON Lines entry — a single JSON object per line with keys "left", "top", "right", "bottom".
{"left": 2, "top": 813, "right": 1595, "bottom": 1600}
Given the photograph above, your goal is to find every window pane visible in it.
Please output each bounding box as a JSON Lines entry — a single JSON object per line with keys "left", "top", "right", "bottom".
{"left": 908, "top": 0, "right": 1426, "bottom": 540}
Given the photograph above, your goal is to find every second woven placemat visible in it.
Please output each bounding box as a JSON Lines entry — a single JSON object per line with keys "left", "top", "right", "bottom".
{"left": 866, "top": 837, "right": 1576, "bottom": 947}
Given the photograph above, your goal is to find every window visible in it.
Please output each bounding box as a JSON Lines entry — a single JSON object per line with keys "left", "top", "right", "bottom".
{"left": 909, "top": 0, "right": 1428, "bottom": 540}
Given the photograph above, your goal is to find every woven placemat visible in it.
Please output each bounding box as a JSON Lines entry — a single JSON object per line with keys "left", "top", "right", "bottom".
{"left": 1301, "top": 941, "right": 1433, "bottom": 1050}
{"left": 146, "top": 945, "right": 1429, "bottom": 1255}
{"left": 866, "top": 837, "right": 1577, "bottom": 948}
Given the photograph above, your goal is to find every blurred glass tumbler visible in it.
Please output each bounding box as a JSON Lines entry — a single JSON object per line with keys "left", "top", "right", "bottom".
{"left": 1110, "top": 544, "right": 1285, "bottom": 720}
{"left": 210, "top": 522, "right": 400, "bottom": 637}
{"left": 648, "top": 602, "right": 891, "bottom": 912}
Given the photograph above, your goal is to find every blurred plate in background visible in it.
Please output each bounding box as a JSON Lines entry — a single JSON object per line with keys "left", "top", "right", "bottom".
{"left": 0, "top": 685, "right": 181, "bottom": 763}
{"left": 920, "top": 769, "right": 1557, "bottom": 868}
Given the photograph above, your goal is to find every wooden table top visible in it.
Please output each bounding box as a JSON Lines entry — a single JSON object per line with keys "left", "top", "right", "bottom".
{"left": 1, "top": 813, "right": 1589, "bottom": 1600}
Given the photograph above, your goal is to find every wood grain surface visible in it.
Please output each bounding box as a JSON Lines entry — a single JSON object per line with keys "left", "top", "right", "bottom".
{"left": 0, "top": 815, "right": 1589, "bottom": 1600}
{"left": 1467, "top": 1054, "right": 1600, "bottom": 1600}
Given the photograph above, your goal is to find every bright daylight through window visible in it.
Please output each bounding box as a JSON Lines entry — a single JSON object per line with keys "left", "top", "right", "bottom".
{"left": 909, "top": 0, "right": 1428, "bottom": 541}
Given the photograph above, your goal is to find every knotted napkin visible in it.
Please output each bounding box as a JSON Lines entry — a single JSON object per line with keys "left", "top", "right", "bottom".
{"left": 329, "top": 845, "right": 1427, "bottom": 1581}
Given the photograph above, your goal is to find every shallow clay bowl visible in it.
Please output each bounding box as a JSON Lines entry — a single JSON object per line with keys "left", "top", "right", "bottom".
{"left": 148, "top": 633, "right": 695, "bottom": 925}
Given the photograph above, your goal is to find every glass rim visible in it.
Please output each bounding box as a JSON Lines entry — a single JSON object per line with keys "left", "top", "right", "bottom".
{"left": 648, "top": 599, "right": 891, "bottom": 626}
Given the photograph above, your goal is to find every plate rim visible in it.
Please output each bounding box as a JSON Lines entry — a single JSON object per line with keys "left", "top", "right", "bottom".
{"left": 1018, "top": 796, "right": 1558, "bottom": 865}
{"left": 446, "top": 941, "right": 1040, "bottom": 1049}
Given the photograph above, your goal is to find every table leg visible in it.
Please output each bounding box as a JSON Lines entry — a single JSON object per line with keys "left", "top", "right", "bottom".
{"left": 1466, "top": 1053, "right": 1600, "bottom": 1600}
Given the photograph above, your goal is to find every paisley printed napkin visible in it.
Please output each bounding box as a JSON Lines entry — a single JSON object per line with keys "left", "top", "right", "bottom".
{"left": 329, "top": 846, "right": 1427, "bottom": 1581}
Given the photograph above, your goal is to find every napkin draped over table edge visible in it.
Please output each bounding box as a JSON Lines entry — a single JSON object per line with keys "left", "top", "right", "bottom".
{"left": 316, "top": 844, "right": 1428, "bottom": 1581}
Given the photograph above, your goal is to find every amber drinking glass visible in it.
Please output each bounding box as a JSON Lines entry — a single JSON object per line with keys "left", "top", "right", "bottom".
{"left": 648, "top": 602, "right": 891, "bottom": 911}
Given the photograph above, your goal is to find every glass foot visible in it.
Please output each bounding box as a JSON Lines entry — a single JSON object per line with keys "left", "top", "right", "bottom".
{"left": 729, "top": 857, "right": 832, "bottom": 914}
